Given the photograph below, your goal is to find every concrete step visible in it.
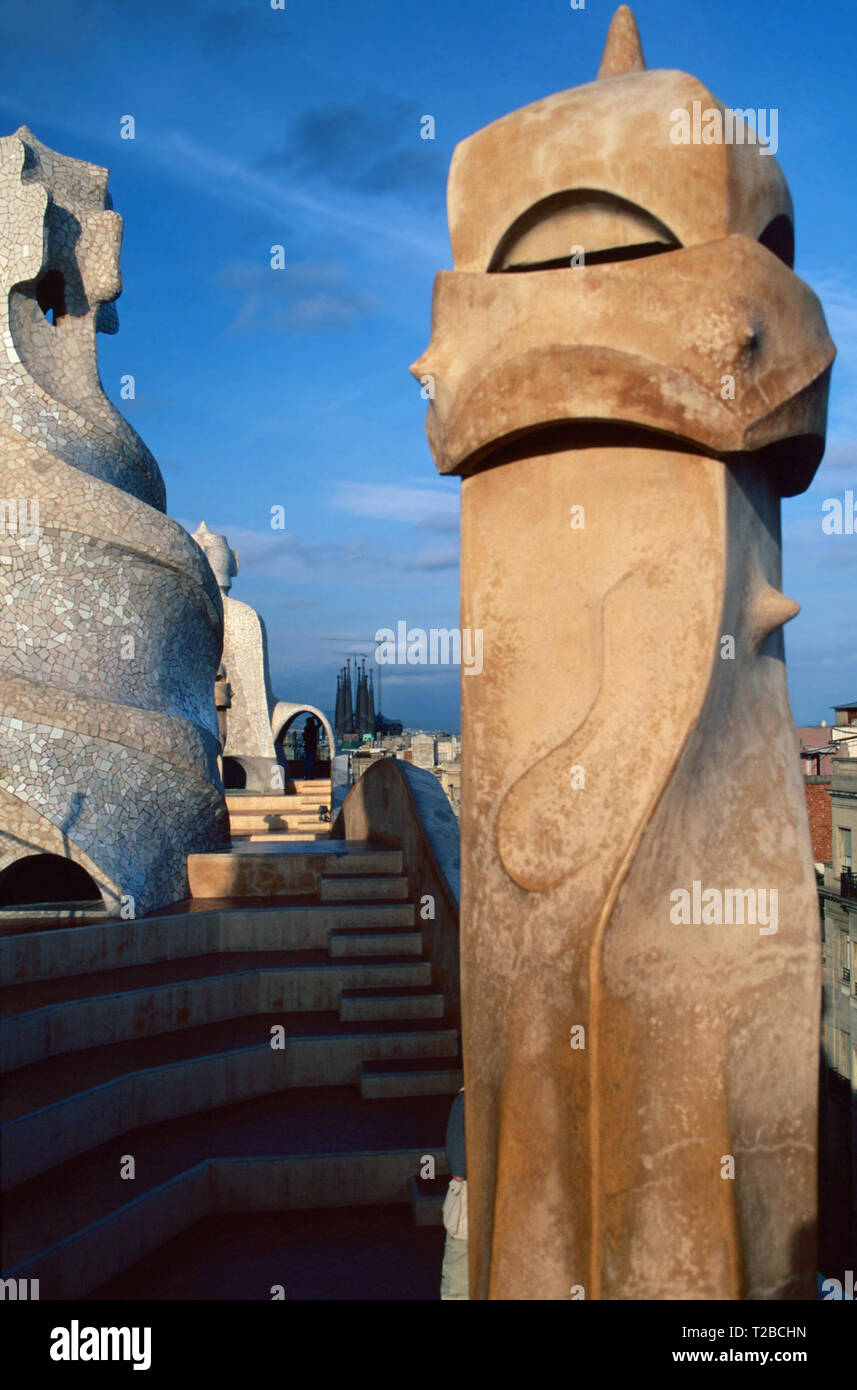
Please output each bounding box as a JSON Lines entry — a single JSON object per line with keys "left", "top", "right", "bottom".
{"left": 1, "top": 1011, "right": 459, "bottom": 1123}
{"left": 360, "top": 1057, "right": 464, "bottom": 1100}
{"left": 229, "top": 811, "right": 325, "bottom": 825}
{"left": 225, "top": 794, "right": 329, "bottom": 813}
{"left": 340, "top": 986, "right": 444, "bottom": 1024}
{"left": 318, "top": 847, "right": 403, "bottom": 876}
{"left": 320, "top": 876, "right": 409, "bottom": 903}
{"left": 1, "top": 1015, "right": 459, "bottom": 1189}
{"left": 0, "top": 900, "right": 417, "bottom": 986}
{"left": 228, "top": 813, "right": 326, "bottom": 833}
{"left": 230, "top": 832, "right": 331, "bottom": 844}
{"left": 187, "top": 841, "right": 402, "bottom": 899}
{"left": 227, "top": 800, "right": 323, "bottom": 811}
{"left": 329, "top": 928, "right": 423, "bottom": 959}
{"left": 0, "top": 1085, "right": 451, "bottom": 1296}
{"left": 92, "top": 1204, "right": 446, "bottom": 1300}
{"left": 408, "top": 1173, "right": 449, "bottom": 1226}
{"left": 0, "top": 904, "right": 111, "bottom": 935}
{"left": 1, "top": 953, "right": 433, "bottom": 1070}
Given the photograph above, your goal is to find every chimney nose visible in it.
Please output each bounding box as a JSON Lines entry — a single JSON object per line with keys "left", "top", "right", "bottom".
{"left": 412, "top": 345, "right": 439, "bottom": 381}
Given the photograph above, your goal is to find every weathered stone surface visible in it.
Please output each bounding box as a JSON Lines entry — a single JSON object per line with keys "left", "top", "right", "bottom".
{"left": 414, "top": 7, "right": 834, "bottom": 1300}
{"left": 193, "top": 523, "right": 278, "bottom": 765}
{"left": 0, "top": 128, "right": 228, "bottom": 916}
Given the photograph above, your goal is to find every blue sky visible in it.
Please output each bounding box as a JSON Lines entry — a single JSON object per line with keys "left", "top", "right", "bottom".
{"left": 1, "top": 0, "right": 854, "bottom": 729}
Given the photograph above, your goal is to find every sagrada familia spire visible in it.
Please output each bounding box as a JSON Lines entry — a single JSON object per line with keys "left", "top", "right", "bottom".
{"left": 334, "top": 657, "right": 376, "bottom": 740}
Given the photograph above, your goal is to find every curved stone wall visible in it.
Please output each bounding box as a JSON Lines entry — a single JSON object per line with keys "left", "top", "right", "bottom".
{"left": 333, "top": 758, "right": 460, "bottom": 1027}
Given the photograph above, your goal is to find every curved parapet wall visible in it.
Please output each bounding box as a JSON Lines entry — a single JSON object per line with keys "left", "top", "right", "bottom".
{"left": 333, "top": 758, "right": 460, "bottom": 1027}
{"left": 0, "top": 127, "right": 228, "bottom": 917}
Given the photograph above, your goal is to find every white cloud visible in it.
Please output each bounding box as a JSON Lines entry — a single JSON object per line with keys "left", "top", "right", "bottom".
{"left": 329, "top": 482, "right": 459, "bottom": 525}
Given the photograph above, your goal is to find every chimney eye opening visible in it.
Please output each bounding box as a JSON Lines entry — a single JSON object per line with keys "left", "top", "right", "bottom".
{"left": 35, "top": 269, "right": 67, "bottom": 325}
{"left": 489, "top": 190, "right": 680, "bottom": 273}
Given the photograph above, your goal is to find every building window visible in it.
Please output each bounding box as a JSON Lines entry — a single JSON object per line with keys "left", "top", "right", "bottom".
{"left": 837, "top": 1029, "right": 850, "bottom": 1078}
{"left": 837, "top": 826, "right": 853, "bottom": 871}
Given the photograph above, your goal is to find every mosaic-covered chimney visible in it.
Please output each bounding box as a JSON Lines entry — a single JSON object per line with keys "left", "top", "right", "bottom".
{"left": 0, "top": 127, "right": 228, "bottom": 917}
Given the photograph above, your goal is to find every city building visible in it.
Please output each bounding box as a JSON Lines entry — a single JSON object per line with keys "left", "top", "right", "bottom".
{"left": 798, "top": 725, "right": 837, "bottom": 866}
{"left": 436, "top": 736, "right": 461, "bottom": 764}
{"left": 819, "top": 752, "right": 857, "bottom": 1275}
{"left": 435, "top": 760, "right": 461, "bottom": 818}
{"left": 830, "top": 701, "right": 857, "bottom": 757}
{"left": 410, "top": 734, "right": 437, "bottom": 770}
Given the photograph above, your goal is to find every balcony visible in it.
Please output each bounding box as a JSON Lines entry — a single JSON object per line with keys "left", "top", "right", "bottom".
{"left": 840, "top": 868, "right": 857, "bottom": 901}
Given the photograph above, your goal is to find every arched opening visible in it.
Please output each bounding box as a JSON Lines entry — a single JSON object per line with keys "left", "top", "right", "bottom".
{"left": 222, "top": 757, "right": 248, "bottom": 790}
{"left": 274, "top": 711, "right": 332, "bottom": 783}
{"left": 0, "top": 853, "right": 102, "bottom": 909}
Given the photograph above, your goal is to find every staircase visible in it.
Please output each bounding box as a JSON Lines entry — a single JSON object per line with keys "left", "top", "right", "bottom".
{"left": 0, "top": 839, "right": 458, "bottom": 1299}
{"left": 226, "top": 780, "right": 332, "bottom": 843}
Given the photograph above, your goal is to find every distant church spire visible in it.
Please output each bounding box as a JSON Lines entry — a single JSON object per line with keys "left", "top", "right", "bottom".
{"left": 358, "top": 657, "right": 371, "bottom": 736}
{"left": 335, "top": 671, "right": 344, "bottom": 739}
{"left": 342, "top": 659, "right": 354, "bottom": 735}
{"left": 367, "top": 667, "right": 376, "bottom": 738}
{"left": 355, "top": 659, "right": 364, "bottom": 737}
